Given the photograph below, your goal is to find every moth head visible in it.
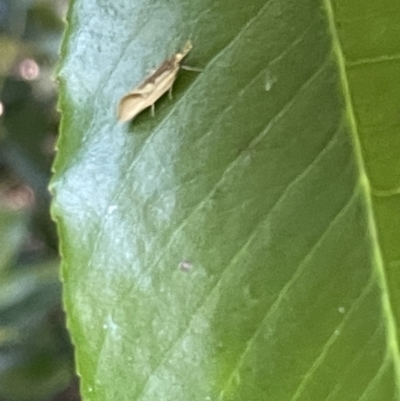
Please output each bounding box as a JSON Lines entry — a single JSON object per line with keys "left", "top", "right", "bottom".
{"left": 175, "top": 40, "right": 193, "bottom": 62}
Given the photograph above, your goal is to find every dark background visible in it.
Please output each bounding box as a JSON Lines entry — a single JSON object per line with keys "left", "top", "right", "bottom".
{"left": 0, "top": 1, "right": 79, "bottom": 400}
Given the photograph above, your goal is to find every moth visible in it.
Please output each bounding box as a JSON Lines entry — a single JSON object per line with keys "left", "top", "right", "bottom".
{"left": 117, "top": 41, "right": 195, "bottom": 122}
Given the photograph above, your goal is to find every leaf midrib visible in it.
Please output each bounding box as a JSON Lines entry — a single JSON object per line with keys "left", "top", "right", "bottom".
{"left": 323, "top": 0, "right": 400, "bottom": 390}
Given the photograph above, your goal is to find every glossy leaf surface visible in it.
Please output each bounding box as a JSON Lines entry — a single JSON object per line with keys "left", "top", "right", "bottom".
{"left": 53, "top": 0, "right": 400, "bottom": 400}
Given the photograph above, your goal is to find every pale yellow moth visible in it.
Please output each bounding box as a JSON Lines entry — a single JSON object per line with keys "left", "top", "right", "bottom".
{"left": 117, "top": 41, "right": 194, "bottom": 122}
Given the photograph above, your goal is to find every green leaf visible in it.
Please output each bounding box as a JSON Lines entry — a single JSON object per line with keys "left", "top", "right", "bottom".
{"left": 53, "top": 0, "right": 400, "bottom": 400}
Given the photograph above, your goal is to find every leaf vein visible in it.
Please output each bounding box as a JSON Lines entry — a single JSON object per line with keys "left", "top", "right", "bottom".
{"left": 289, "top": 279, "right": 376, "bottom": 401}
{"left": 357, "top": 354, "right": 391, "bottom": 401}
{"left": 133, "top": 122, "right": 347, "bottom": 400}
{"left": 325, "top": 323, "right": 386, "bottom": 401}
{"left": 129, "top": 55, "right": 332, "bottom": 288}
{"left": 220, "top": 187, "right": 360, "bottom": 397}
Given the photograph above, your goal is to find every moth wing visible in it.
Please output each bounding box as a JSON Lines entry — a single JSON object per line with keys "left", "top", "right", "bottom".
{"left": 117, "top": 93, "right": 149, "bottom": 122}
{"left": 135, "top": 82, "right": 156, "bottom": 95}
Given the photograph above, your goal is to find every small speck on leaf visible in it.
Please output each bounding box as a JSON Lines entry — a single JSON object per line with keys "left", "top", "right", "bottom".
{"left": 179, "top": 260, "right": 193, "bottom": 272}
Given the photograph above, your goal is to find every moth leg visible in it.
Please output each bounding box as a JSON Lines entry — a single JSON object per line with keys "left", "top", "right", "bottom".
{"left": 181, "top": 65, "right": 202, "bottom": 72}
{"left": 151, "top": 103, "right": 155, "bottom": 117}
{"left": 168, "top": 86, "right": 173, "bottom": 100}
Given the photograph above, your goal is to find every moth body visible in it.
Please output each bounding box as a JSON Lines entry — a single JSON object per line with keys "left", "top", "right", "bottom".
{"left": 117, "top": 41, "right": 193, "bottom": 122}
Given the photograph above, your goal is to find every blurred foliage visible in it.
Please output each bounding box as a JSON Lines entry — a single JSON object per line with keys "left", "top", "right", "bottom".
{"left": 0, "top": 1, "right": 78, "bottom": 400}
